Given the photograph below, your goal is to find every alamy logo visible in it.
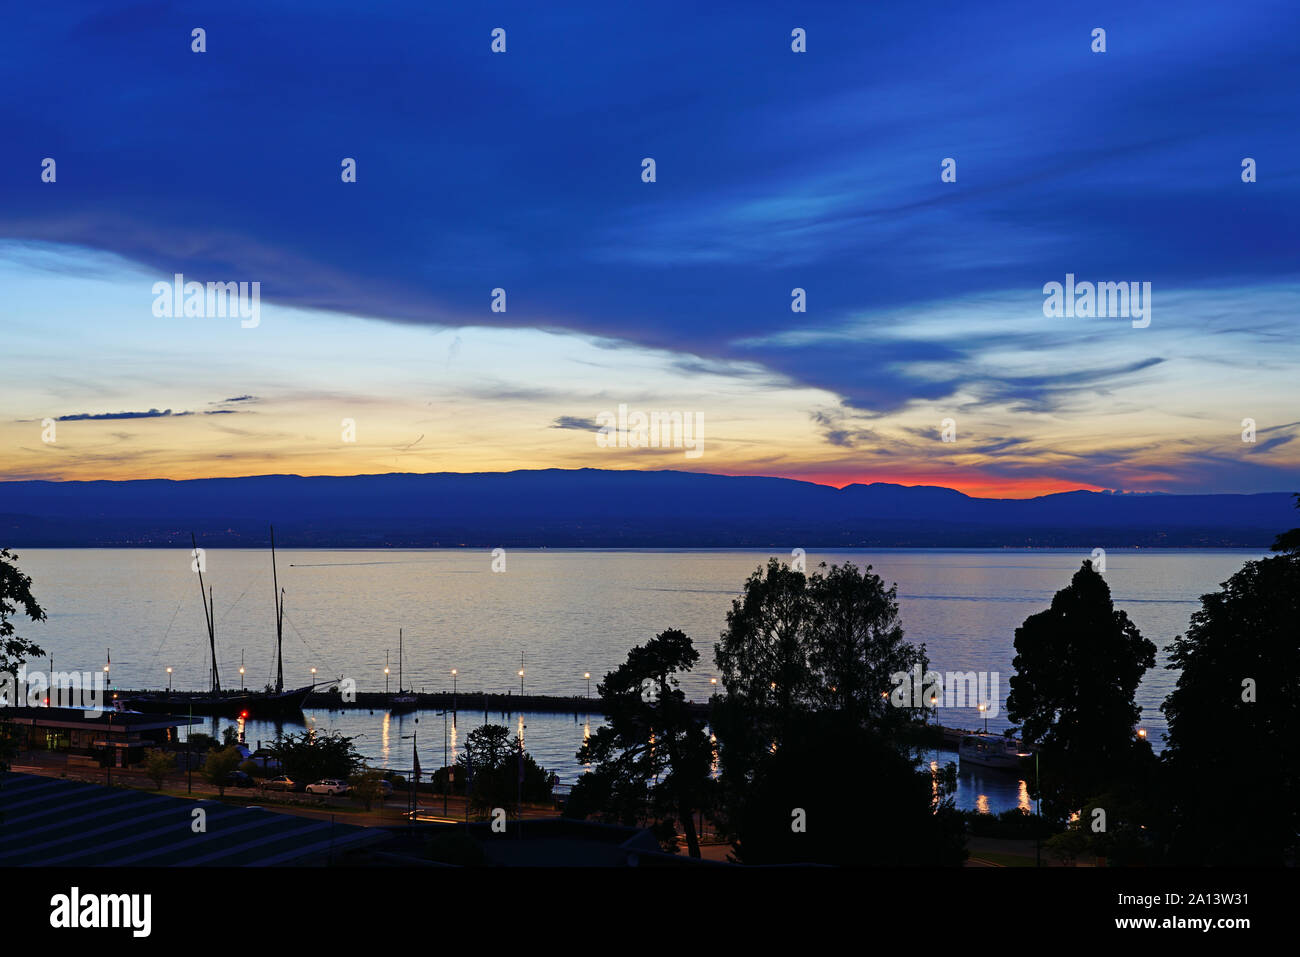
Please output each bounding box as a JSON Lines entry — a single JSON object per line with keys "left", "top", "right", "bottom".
{"left": 595, "top": 404, "right": 704, "bottom": 459}
{"left": 889, "top": 665, "right": 1000, "bottom": 717}
{"left": 1042, "top": 273, "right": 1151, "bottom": 328}
{"left": 0, "top": 667, "right": 105, "bottom": 711}
{"left": 151, "top": 273, "right": 261, "bottom": 328}
{"left": 50, "top": 887, "right": 151, "bottom": 937}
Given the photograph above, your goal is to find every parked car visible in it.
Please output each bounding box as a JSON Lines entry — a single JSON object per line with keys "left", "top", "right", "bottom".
{"left": 306, "top": 778, "right": 349, "bottom": 795}
{"left": 261, "top": 774, "right": 299, "bottom": 792}
{"left": 227, "top": 770, "right": 256, "bottom": 789}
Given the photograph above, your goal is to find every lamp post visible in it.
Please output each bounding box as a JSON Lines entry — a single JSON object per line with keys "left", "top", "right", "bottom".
{"left": 166, "top": 667, "right": 173, "bottom": 694}
{"left": 979, "top": 702, "right": 987, "bottom": 734}
{"left": 311, "top": 666, "right": 317, "bottom": 684}
{"left": 385, "top": 651, "right": 390, "bottom": 695}
{"left": 518, "top": 669, "right": 524, "bottom": 697}
{"left": 930, "top": 693, "right": 939, "bottom": 761}
{"left": 105, "top": 709, "right": 113, "bottom": 786}
{"left": 400, "top": 732, "right": 417, "bottom": 825}
{"left": 584, "top": 672, "right": 591, "bottom": 699}
{"left": 451, "top": 669, "right": 458, "bottom": 719}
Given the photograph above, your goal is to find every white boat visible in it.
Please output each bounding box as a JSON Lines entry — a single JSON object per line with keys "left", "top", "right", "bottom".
{"left": 958, "top": 733, "right": 1031, "bottom": 771}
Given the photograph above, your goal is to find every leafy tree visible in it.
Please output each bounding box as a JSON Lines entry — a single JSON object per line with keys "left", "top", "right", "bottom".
{"left": 143, "top": 750, "right": 174, "bottom": 790}
{"left": 349, "top": 768, "right": 387, "bottom": 811}
{"left": 806, "top": 560, "right": 927, "bottom": 733}
{"left": 1159, "top": 548, "right": 1300, "bottom": 864}
{"left": 1268, "top": 492, "right": 1300, "bottom": 555}
{"left": 270, "top": 730, "right": 362, "bottom": 784}
{"left": 715, "top": 559, "right": 814, "bottom": 753}
{"left": 571, "top": 629, "right": 714, "bottom": 857}
{"left": 454, "top": 723, "right": 551, "bottom": 818}
{"left": 1006, "top": 561, "right": 1156, "bottom": 821}
{"left": 712, "top": 559, "right": 930, "bottom": 840}
{"left": 187, "top": 732, "right": 220, "bottom": 752}
{"left": 221, "top": 726, "right": 239, "bottom": 747}
{"left": 202, "top": 746, "right": 243, "bottom": 796}
{"left": 0, "top": 549, "right": 46, "bottom": 779}
{"left": 0, "top": 548, "right": 45, "bottom": 676}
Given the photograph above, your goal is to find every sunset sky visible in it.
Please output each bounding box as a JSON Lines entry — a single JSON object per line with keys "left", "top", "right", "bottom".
{"left": 1, "top": 1, "right": 1296, "bottom": 497}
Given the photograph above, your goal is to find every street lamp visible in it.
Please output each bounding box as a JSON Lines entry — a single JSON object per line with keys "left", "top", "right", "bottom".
{"left": 518, "top": 669, "right": 524, "bottom": 696}
{"left": 584, "top": 672, "right": 591, "bottom": 698}
{"left": 385, "top": 651, "right": 391, "bottom": 695}
{"left": 166, "top": 667, "right": 173, "bottom": 693}
{"left": 979, "top": 702, "right": 987, "bottom": 734}
{"left": 400, "top": 732, "right": 418, "bottom": 824}
{"left": 1137, "top": 728, "right": 1147, "bottom": 741}
{"left": 311, "top": 666, "right": 317, "bottom": 684}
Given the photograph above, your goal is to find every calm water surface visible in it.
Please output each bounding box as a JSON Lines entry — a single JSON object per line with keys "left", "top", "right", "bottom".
{"left": 14, "top": 548, "right": 1263, "bottom": 812}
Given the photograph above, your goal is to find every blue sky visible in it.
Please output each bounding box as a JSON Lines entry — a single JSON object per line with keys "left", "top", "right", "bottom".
{"left": 1, "top": 1, "right": 1297, "bottom": 495}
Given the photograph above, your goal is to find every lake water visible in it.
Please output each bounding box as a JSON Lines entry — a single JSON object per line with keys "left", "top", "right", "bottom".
{"left": 10, "top": 547, "right": 1264, "bottom": 813}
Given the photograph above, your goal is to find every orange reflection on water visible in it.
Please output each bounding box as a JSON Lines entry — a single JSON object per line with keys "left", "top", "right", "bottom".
{"left": 975, "top": 793, "right": 990, "bottom": 815}
{"left": 1018, "top": 779, "right": 1031, "bottom": 813}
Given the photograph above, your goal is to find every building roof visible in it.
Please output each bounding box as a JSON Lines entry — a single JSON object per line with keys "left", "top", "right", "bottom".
{"left": 3, "top": 706, "right": 193, "bottom": 731}
{"left": 0, "top": 773, "right": 388, "bottom": 866}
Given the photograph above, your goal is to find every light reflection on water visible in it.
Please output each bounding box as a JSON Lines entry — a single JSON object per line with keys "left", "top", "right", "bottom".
{"left": 20, "top": 547, "right": 1264, "bottom": 815}
{"left": 216, "top": 713, "right": 1038, "bottom": 815}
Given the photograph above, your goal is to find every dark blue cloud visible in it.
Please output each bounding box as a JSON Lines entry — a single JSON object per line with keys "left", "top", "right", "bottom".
{"left": 1, "top": 0, "right": 1296, "bottom": 418}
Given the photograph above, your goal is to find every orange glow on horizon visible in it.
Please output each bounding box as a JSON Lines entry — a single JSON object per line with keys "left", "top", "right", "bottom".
{"left": 747, "top": 470, "right": 1113, "bottom": 500}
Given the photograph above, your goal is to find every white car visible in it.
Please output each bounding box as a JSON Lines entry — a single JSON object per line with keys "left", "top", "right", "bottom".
{"left": 305, "top": 778, "right": 349, "bottom": 795}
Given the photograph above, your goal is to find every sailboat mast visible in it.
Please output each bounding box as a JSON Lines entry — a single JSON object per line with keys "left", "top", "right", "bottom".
{"left": 271, "top": 525, "right": 284, "bottom": 694}
{"left": 399, "top": 627, "right": 403, "bottom": 693}
{"left": 209, "top": 587, "right": 219, "bottom": 692}
{"left": 192, "top": 532, "right": 220, "bottom": 693}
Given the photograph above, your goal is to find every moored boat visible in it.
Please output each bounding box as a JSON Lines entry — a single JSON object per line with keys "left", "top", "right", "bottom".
{"left": 958, "top": 732, "right": 1031, "bottom": 771}
{"left": 122, "top": 526, "right": 330, "bottom": 719}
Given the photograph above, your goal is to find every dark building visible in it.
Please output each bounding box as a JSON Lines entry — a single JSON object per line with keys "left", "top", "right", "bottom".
{"left": 2, "top": 706, "right": 192, "bottom": 768}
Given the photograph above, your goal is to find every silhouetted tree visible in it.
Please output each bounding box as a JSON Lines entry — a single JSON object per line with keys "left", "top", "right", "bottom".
{"left": 1159, "top": 546, "right": 1300, "bottom": 864}
{"left": 0, "top": 549, "right": 45, "bottom": 677}
{"left": 729, "top": 712, "right": 966, "bottom": 866}
{"left": 807, "top": 561, "right": 927, "bottom": 733}
{"left": 571, "top": 629, "right": 714, "bottom": 857}
{"left": 713, "top": 559, "right": 930, "bottom": 837}
{"left": 202, "top": 746, "right": 243, "bottom": 796}
{"left": 271, "top": 730, "right": 363, "bottom": 785}
{"left": 349, "top": 768, "right": 387, "bottom": 811}
{"left": 1269, "top": 492, "right": 1300, "bottom": 555}
{"left": 454, "top": 723, "right": 551, "bottom": 817}
{"left": 144, "top": 749, "right": 174, "bottom": 790}
{"left": 1006, "top": 560, "right": 1156, "bottom": 821}
{"left": 0, "top": 549, "right": 45, "bottom": 782}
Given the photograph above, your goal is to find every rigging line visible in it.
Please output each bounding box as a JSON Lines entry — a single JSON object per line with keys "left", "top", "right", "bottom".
{"left": 217, "top": 568, "right": 261, "bottom": 623}
{"left": 146, "top": 598, "right": 187, "bottom": 668}
{"left": 281, "top": 607, "right": 337, "bottom": 674}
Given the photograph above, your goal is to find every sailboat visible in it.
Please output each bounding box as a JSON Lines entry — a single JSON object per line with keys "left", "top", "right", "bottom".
{"left": 389, "top": 627, "right": 418, "bottom": 712}
{"left": 123, "top": 527, "right": 328, "bottom": 718}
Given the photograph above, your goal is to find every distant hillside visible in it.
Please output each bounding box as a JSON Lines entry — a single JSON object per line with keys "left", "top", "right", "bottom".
{"left": 0, "top": 470, "right": 1294, "bottom": 547}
